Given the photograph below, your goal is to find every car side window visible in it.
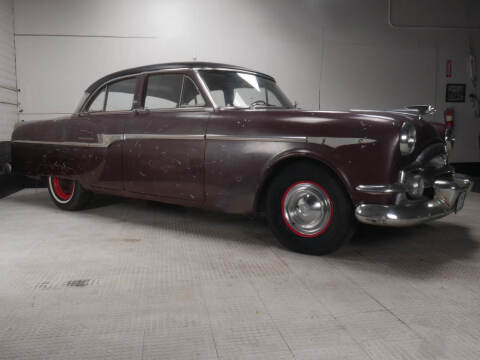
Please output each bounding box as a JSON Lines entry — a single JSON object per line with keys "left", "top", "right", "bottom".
{"left": 267, "top": 89, "right": 282, "bottom": 106}
{"left": 234, "top": 88, "right": 267, "bottom": 107}
{"left": 87, "top": 87, "right": 106, "bottom": 112}
{"left": 209, "top": 90, "right": 225, "bottom": 107}
{"left": 144, "top": 74, "right": 183, "bottom": 109}
{"left": 105, "top": 77, "right": 137, "bottom": 112}
{"left": 180, "top": 76, "right": 206, "bottom": 107}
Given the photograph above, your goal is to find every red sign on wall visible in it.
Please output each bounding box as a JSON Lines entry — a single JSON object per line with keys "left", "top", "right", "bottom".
{"left": 446, "top": 60, "right": 452, "bottom": 78}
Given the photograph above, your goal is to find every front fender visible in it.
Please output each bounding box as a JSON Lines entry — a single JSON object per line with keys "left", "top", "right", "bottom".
{"left": 256, "top": 148, "right": 354, "bottom": 202}
{"left": 255, "top": 142, "right": 398, "bottom": 211}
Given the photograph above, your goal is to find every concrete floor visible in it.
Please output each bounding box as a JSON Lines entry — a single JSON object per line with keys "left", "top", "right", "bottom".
{"left": 0, "top": 189, "right": 479, "bottom": 360}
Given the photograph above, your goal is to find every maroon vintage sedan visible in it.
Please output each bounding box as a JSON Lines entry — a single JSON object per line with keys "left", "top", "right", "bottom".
{"left": 11, "top": 62, "right": 473, "bottom": 254}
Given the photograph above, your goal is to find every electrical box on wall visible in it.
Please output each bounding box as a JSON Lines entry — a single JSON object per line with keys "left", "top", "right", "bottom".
{"left": 446, "top": 84, "right": 466, "bottom": 103}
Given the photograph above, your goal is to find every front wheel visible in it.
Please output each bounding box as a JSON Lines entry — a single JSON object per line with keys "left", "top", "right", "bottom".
{"left": 266, "top": 162, "right": 356, "bottom": 255}
{"left": 48, "top": 176, "right": 92, "bottom": 210}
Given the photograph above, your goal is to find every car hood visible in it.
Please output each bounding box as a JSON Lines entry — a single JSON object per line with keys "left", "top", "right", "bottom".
{"left": 245, "top": 108, "right": 438, "bottom": 139}
{"left": 227, "top": 108, "right": 443, "bottom": 164}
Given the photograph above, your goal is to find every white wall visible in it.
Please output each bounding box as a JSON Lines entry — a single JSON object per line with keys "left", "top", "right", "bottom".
{"left": 12, "top": 0, "right": 480, "bottom": 163}
{"left": 0, "top": 0, "right": 17, "bottom": 141}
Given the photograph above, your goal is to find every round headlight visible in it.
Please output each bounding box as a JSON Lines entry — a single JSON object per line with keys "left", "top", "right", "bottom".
{"left": 399, "top": 122, "right": 416, "bottom": 155}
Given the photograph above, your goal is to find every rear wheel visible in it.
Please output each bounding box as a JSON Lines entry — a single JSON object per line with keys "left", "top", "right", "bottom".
{"left": 48, "top": 176, "right": 92, "bottom": 210}
{"left": 266, "top": 162, "right": 356, "bottom": 255}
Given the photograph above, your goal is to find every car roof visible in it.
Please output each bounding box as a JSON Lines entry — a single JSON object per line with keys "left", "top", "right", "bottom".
{"left": 85, "top": 62, "right": 275, "bottom": 93}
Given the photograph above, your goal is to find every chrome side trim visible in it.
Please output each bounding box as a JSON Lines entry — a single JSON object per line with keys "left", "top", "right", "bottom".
{"left": 88, "top": 110, "right": 133, "bottom": 116}
{"left": 124, "top": 134, "right": 204, "bottom": 140}
{"left": 206, "top": 134, "right": 306, "bottom": 143}
{"left": 13, "top": 134, "right": 377, "bottom": 147}
{"left": 13, "top": 133, "right": 204, "bottom": 146}
{"left": 307, "top": 137, "right": 376, "bottom": 148}
{"left": 12, "top": 134, "right": 124, "bottom": 148}
{"left": 356, "top": 184, "right": 407, "bottom": 194}
{"left": 207, "top": 135, "right": 373, "bottom": 145}
{"left": 83, "top": 106, "right": 212, "bottom": 117}
{"left": 12, "top": 140, "right": 104, "bottom": 148}
{"left": 99, "top": 134, "right": 125, "bottom": 146}
{"left": 144, "top": 106, "right": 212, "bottom": 113}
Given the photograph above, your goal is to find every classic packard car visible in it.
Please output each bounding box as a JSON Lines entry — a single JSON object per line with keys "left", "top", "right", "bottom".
{"left": 11, "top": 62, "right": 473, "bottom": 254}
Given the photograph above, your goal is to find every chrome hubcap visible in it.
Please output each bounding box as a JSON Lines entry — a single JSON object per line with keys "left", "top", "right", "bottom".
{"left": 282, "top": 182, "right": 332, "bottom": 237}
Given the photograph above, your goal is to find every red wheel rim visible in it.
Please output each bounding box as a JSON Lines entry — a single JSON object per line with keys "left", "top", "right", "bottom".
{"left": 52, "top": 176, "right": 75, "bottom": 201}
{"left": 281, "top": 181, "right": 333, "bottom": 238}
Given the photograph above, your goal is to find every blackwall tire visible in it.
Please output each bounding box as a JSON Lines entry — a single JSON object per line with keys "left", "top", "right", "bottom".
{"left": 266, "top": 161, "right": 356, "bottom": 255}
{"left": 47, "top": 176, "right": 92, "bottom": 211}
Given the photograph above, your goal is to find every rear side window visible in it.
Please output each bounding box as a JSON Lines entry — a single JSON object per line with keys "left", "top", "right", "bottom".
{"left": 144, "top": 74, "right": 183, "bottom": 109}
{"left": 105, "top": 77, "right": 136, "bottom": 112}
{"left": 86, "top": 77, "right": 136, "bottom": 112}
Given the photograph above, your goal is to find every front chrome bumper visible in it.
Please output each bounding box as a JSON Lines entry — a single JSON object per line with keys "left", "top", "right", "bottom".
{"left": 355, "top": 174, "right": 473, "bottom": 227}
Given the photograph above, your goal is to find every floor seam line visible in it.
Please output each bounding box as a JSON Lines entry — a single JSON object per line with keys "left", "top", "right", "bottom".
{"left": 199, "top": 283, "right": 221, "bottom": 360}
{"left": 269, "top": 249, "right": 375, "bottom": 360}
{"left": 249, "top": 276, "right": 297, "bottom": 359}
{"left": 328, "top": 258, "right": 436, "bottom": 347}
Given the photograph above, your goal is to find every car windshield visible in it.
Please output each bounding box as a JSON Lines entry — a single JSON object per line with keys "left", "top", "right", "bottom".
{"left": 199, "top": 70, "right": 293, "bottom": 109}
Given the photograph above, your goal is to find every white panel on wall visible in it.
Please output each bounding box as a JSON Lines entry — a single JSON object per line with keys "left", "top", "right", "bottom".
{"left": 15, "top": 0, "right": 324, "bottom": 118}
{"left": 320, "top": 44, "right": 437, "bottom": 111}
{"left": 15, "top": 36, "right": 193, "bottom": 116}
{"left": 0, "top": 0, "right": 18, "bottom": 141}
{"left": 14, "top": 0, "right": 193, "bottom": 38}
{"left": 193, "top": 0, "right": 323, "bottom": 110}
{"left": 16, "top": 39, "right": 321, "bottom": 118}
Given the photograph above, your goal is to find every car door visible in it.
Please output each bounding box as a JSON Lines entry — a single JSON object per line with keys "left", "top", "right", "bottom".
{"left": 123, "top": 72, "right": 209, "bottom": 203}
{"left": 66, "top": 76, "right": 138, "bottom": 191}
